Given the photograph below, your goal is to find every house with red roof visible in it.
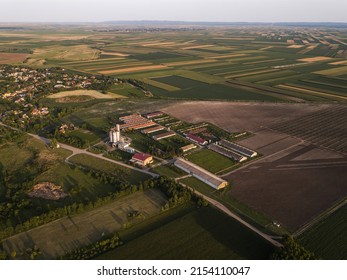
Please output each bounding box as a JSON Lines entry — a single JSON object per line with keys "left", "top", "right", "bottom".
{"left": 130, "top": 153, "right": 153, "bottom": 166}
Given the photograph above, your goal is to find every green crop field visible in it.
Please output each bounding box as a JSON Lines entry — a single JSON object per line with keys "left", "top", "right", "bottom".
{"left": 153, "top": 75, "right": 208, "bottom": 89}
{"left": 299, "top": 204, "right": 347, "bottom": 259}
{"left": 186, "top": 149, "right": 235, "bottom": 173}
{"left": 132, "top": 52, "right": 189, "bottom": 61}
{"left": 95, "top": 206, "right": 275, "bottom": 260}
{"left": 68, "top": 154, "right": 152, "bottom": 184}
{"left": 148, "top": 83, "right": 284, "bottom": 101}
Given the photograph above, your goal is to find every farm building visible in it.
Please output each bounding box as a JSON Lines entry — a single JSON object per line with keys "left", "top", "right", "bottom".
{"left": 142, "top": 125, "right": 165, "bottom": 134}
{"left": 109, "top": 124, "right": 121, "bottom": 144}
{"left": 153, "top": 131, "right": 176, "bottom": 141}
{"left": 118, "top": 142, "right": 135, "bottom": 153}
{"left": 130, "top": 153, "right": 153, "bottom": 166}
{"left": 219, "top": 140, "right": 257, "bottom": 158}
{"left": 180, "top": 144, "right": 197, "bottom": 153}
{"left": 174, "top": 158, "right": 228, "bottom": 190}
{"left": 144, "top": 111, "right": 164, "bottom": 119}
{"left": 208, "top": 143, "right": 247, "bottom": 163}
{"left": 186, "top": 133, "right": 208, "bottom": 146}
{"left": 119, "top": 114, "right": 156, "bottom": 130}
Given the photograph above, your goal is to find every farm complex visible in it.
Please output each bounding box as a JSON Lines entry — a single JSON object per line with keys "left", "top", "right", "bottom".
{"left": 0, "top": 22, "right": 346, "bottom": 261}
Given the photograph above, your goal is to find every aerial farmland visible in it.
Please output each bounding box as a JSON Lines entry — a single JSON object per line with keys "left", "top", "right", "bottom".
{"left": 0, "top": 22, "right": 346, "bottom": 261}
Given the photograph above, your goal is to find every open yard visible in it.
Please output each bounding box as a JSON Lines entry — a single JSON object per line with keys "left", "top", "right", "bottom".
{"left": 2, "top": 189, "right": 167, "bottom": 259}
{"left": 94, "top": 206, "right": 275, "bottom": 260}
{"left": 186, "top": 149, "right": 235, "bottom": 173}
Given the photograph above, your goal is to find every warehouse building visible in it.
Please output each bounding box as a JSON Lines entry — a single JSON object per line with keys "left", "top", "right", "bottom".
{"left": 186, "top": 133, "right": 208, "bottom": 146}
{"left": 208, "top": 143, "right": 247, "bottom": 162}
{"left": 142, "top": 125, "right": 165, "bottom": 134}
{"left": 119, "top": 114, "right": 156, "bottom": 131}
{"left": 174, "top": 158, "right": 228, "bottom": 190}
{"left": 153, "top": 131, "right": 176, "bottom": 141}
{"left": 180, "top": 144, "right": 197, "bottom": 153}
{"left": 219, "top": 139, "right": 257, "bottom": 158}
{"left": 144, "top": 111, "right": 164, "bottom": 119}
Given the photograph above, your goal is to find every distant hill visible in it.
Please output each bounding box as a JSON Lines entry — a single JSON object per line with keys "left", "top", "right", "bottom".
{"left": 101, "top": 20, "right": 347, "bottom": 28}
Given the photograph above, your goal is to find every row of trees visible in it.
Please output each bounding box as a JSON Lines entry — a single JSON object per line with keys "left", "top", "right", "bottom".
{"left": 272, "top": 236, "right": 316, "bottom": 260}
{"left": 60, "top": 233, "right": 121, "bottom": 260}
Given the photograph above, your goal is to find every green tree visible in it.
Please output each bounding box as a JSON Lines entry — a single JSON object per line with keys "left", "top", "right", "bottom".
{"left": 272, "top": 236, "right": 316, "bottom": 260}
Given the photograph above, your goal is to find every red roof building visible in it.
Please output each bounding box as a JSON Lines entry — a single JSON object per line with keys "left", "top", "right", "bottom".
{"left": 186, "top": 133, "right": 208, "bottom": 146}
{"left": 130, "top": 153, "right": 153, "bottom": 166}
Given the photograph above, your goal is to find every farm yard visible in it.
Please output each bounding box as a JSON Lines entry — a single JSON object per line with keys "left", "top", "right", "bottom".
{"left": 162, "top": 101, "right": 347, "bottom": 233}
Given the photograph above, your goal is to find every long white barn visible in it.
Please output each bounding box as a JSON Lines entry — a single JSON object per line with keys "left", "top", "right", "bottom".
{"left": 174, "top": 158, "right": 228, "bottom": 190}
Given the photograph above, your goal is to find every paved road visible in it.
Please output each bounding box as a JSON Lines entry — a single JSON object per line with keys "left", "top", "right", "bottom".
{"left": 180, "top": 182, "right": 283, "bottom": 248}
{"left": 26, "top": 131, "right": 159, "bottom": 178}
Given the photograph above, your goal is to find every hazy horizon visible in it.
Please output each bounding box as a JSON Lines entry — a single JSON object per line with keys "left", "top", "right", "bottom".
{"left": 1, "top": 0, "right": 346, "bottom": 23}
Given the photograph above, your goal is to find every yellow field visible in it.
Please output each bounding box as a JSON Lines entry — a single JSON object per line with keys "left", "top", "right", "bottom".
{"left": 298, "top": 56, "right": 332, "bottom": 63}
{"left": 142, "top": 41, "right": 176, "bottom": 47}
{"left": 243, "top": 58, "right": 285, "bottom": 65}
{"left": 181, "top": 44, "right": 215, "bottom": 50}
{"left": 259, "top": 46, "right": 273, "bottom": 51}
{"left": 277, "top": 84, "right": 347, "bottom": 101}
{"left": 143, "top": 78, "right": 180, "bottom": 91}
{"left": 314, "top": 65, "right": 347, "bottom": 76}
{"left": 100, "top": 64, "right": 168, "bottom": 74}
{"left": 209, "top": 53, "right": 248, "bottom": 59}
{"left": 101, "top": 52, "right": 129, "bottom": 57}
{"left": 31, "top": 45, "right": 100, "bottom": 61}
{"left": 329, "top": 60, "right": 347, "bottom": 65}
{"left": 47, "top": 90, "right": 126, "bottom": 99}
{"left": 287, "top": 45, "right": 305, "bottom": 49}
{"left": 225, "top": 69, "right": 279, "bottom": 79}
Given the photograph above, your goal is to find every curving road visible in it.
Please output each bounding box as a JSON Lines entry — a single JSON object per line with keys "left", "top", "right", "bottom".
{"left": 26, "top": 132, "right": 159, "bottom": 178}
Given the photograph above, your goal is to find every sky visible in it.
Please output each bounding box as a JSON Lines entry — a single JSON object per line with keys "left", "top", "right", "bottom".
{"left": 1, "top": 0, "right": 346, "bottom": 23}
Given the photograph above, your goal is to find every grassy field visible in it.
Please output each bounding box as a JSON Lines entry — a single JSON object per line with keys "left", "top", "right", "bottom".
{"left": 30, "top": 45, "right": 99, "bottom": 62}
{"left": 2, "top": 189, "right": 166, "bottom": 259}
{"left": 299, "top": 204, "right": 347, "bottom": 259}
{"left": 152, "top": 75, "right": 208, "bottom": 89}
{"left": 186, "top": 149, "right": 235, "bottom": 173}
{"left": 95, "top": 206, "right": 275, "bottom": 260}
{"left": 68, "top": 154, "right": 152, "bottom": 184}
